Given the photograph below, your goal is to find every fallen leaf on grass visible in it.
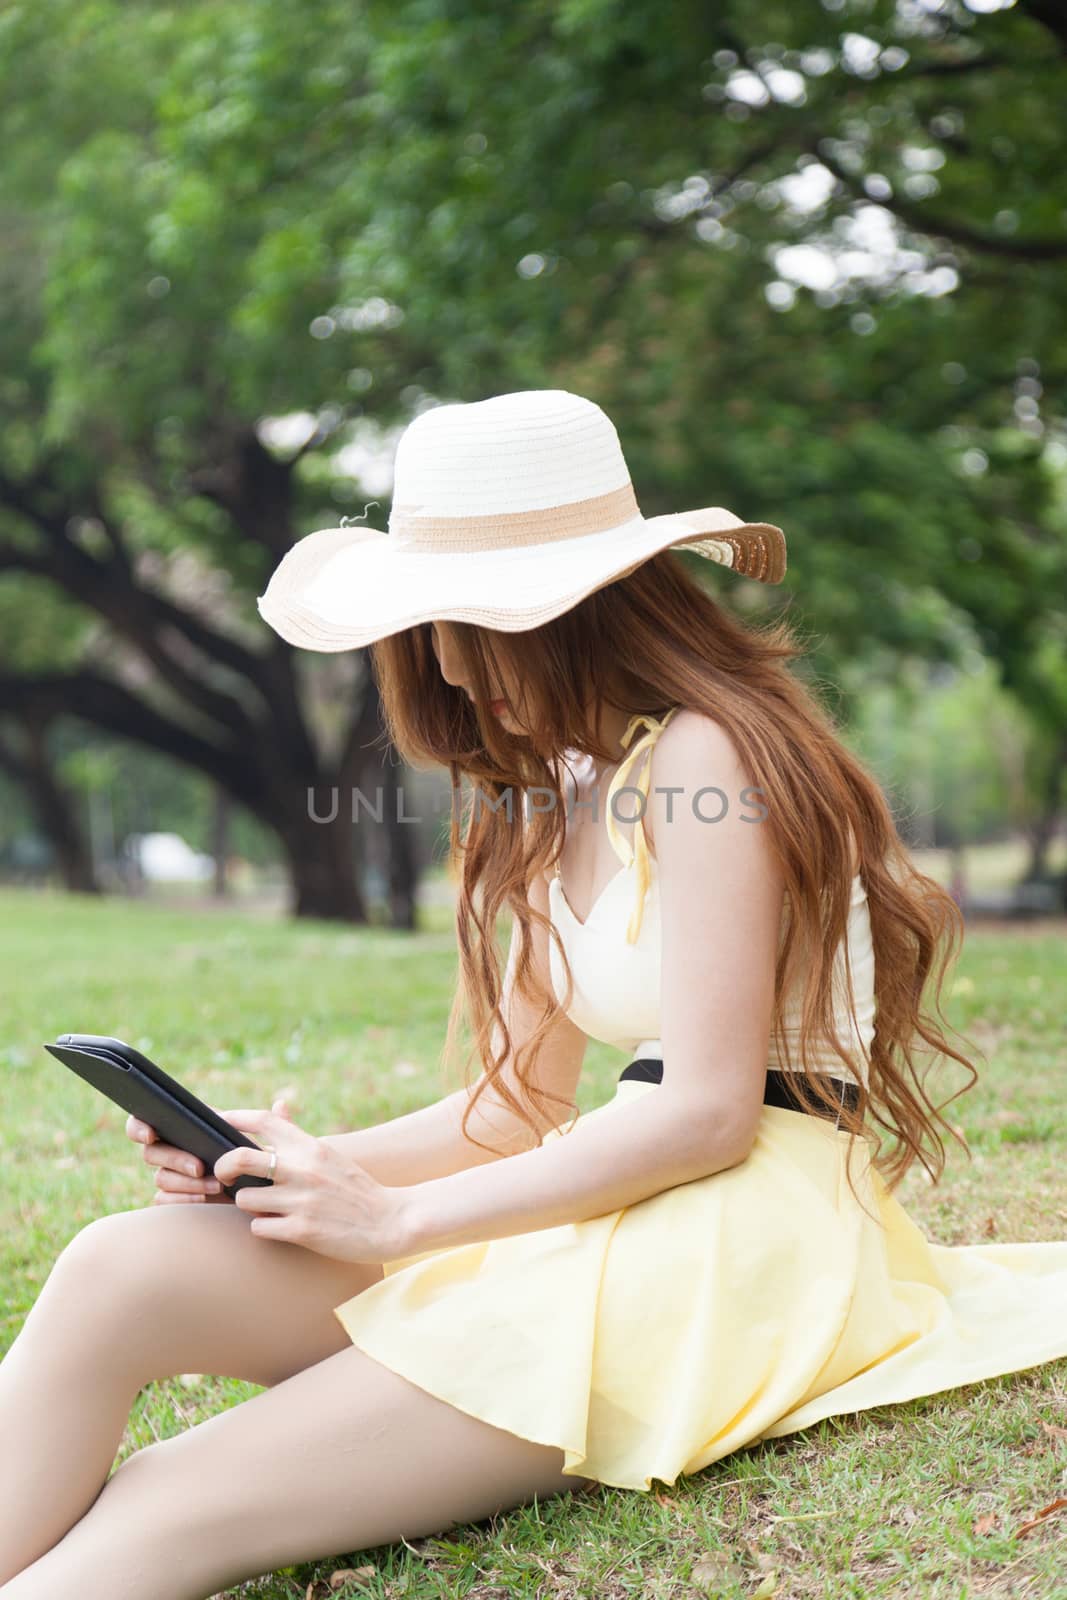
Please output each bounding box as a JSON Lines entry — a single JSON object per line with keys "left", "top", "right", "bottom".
{"left": 973, "top": 1512, "right": 999, "bottom": 1536}
{"left": 745, "top": 1544, "right": 777, "bottom": 1571}
{"left": 691, "top": 1552, "right": 743, "bottom": 1588}
{"left": 1011, "top": 1496, "right": 1067, "bottom": 1540}
{"left": 1040, "top": 1420, "right": 1067, "bottom": 1444}
{"left": 302, "top": 1568, "right": 376, "bottom": 1598}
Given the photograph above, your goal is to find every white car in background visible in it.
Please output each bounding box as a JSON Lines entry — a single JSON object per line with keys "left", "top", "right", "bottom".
{"left": 123, "top": 832, "right": 215, "bottom": 883}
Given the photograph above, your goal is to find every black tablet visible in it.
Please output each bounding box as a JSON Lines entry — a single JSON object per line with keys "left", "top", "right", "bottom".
{"left": 43, "top": 1034, "right": 274, "bottom": 1197}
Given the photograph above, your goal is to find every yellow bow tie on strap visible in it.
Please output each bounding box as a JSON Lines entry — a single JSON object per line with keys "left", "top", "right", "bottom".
{"left": 604, "top": 707, "right": 680, "bottom": 944}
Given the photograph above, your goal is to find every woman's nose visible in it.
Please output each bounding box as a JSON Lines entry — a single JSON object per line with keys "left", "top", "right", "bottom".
{"left": 431, "top": 627, "right": 468, "bottom": 690}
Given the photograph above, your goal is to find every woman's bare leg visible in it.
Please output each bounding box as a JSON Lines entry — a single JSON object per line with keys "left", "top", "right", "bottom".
{"left": 0, "top": 1340, "right": 591, "bottom": 1600}
{"left": 0, "top": 1202, "right": 384, "bottom": 1582}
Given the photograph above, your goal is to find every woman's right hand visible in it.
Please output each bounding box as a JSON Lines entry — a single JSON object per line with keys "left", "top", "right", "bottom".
{"left": 125, "top": 1110, "right": 231, "bottom": 1203}
{"left": 125, "top": 1102, "right": 293, "bottom": 1205}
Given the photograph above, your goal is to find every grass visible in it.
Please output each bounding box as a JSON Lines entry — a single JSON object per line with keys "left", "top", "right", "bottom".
{"left": 1, "top": 883, "right": 1065, "bottom": 1599}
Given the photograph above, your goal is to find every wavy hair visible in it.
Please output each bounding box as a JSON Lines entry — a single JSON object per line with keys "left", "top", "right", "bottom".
{"left": 370, "top": 551, "right": 983, "bottom": 1218}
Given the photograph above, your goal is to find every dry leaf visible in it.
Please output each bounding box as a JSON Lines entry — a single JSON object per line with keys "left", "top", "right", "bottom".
{"left": 1012, "top": 1496, "right": 1067, "bottom": 1540}
{"left": 692, "top": 1552, "right": 743, "bottom": 1588}
{"left": 973, "top": 1512, "right": 999, "bottom": 1536}
{"left": 750, "top": 1572, "right": 779, "bottom": 1598}
{"left": 747, "top": 1545, "right": 777, "bottom": 1572}
{"left": 983, "top": 1214, "right": 997, "bottom": 1237}
{"left": 329, "top": 1568, "right": 375, "bottom": 1589}
{"left": 1040, "top": 1420, "right": 1067, "bottom": 1444}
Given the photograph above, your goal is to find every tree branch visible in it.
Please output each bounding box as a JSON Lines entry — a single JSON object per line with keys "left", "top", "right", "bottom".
{"left": 0, "top": 466, "right": 264, "bottom": 739}
{"left": 815, "top": 146, "right": 1067, "bottom": 262}
{"left": 0, "top": 671, "right": 267, "bottom": 814}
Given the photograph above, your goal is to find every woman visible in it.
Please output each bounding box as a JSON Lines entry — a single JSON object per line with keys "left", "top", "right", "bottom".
{"left": 3, "top": 390, "right": 1066, "bottom": 1599}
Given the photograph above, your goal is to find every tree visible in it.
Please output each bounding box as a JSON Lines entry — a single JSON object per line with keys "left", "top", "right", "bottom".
{"left": 1, "top": 0, "right": 1064, "bottom": 918}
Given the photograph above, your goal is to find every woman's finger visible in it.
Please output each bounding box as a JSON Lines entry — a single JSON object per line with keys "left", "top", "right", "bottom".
{"left": 214, "top": 1109, "right": 309, "bottom": 1188}
{"left": 143, "top": 1142, "right": 207, "bottom": 1178}
{"left": 155, "top": 1166, "right": 223, "bottom": 1196}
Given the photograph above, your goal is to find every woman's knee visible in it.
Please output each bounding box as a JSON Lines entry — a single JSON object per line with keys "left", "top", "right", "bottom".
{"left": 52, "top": 1202, "right": 384, "bottom": 1387}
{"left": 52, "top": 1207, "right": 194, "bottom": 1335}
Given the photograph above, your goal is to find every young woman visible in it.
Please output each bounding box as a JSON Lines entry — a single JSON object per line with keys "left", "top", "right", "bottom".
{"left": 3, "top": 390, "right": 1066, "bottom": 1599}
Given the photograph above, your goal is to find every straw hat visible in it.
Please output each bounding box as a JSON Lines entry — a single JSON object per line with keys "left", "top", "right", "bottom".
{"left": 256, "top": 389, "right": 787, "bottom": 651}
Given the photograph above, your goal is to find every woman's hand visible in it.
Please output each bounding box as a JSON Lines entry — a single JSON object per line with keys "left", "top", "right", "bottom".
{"left": 126, "top": 1099, "right": 294, "bottom": 1206}
{"left": 213, "top": 1108, "right": 412, "bottom": 1264}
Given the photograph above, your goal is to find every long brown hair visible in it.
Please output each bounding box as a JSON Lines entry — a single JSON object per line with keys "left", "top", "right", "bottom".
{"left": 371, "top": 551, "right": 983, "bottom": 1217}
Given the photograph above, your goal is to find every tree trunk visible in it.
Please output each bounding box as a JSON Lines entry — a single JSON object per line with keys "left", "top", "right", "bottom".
{"left": 1022, "top": 736, "right": 1067, "bottom": 881}
{"left": 278, "top": 805, "right": 365, "bottom": 921}
{"left": 381, "top": 755, "right": 419, "bottom": 930}
{"left": 0, "top": 716, "right": 99, "bottom": 894}
{"left": 0, "top": 436, "right": 417, "bottom": 923}
{"left": 211, "top": 782, "right": 230, "bottom": 899}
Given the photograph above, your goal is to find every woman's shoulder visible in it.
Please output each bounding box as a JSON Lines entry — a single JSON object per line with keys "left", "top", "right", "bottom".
{"left": 655, "top": 705, "right": 737, "bottom": 765}
{"left": 654, "top": 708, "right": 862, "bottom": 879}
{"left": 644, "top": 707, "right": 746, "bottom": 852}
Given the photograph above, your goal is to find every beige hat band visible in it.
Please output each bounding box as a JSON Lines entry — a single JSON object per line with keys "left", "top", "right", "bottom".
{"left": 389, "top": 482, "right": 640, "bottom": 553}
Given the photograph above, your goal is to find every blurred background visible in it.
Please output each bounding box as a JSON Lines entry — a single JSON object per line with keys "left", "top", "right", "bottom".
{"left": 1, "top": 0, "right": 1065, "bottom": 930}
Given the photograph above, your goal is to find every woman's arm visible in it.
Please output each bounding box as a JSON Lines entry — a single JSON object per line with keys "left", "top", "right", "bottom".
{"left": 396, "top": 711, "right": 785, "bottom": 1255}
{"left": 318, "top": 1080, "right": 544, "bottom": 1186}
{"left": 219, "top": 717, "right": 784, "bottom": 1262}
{"left": 321, "top": 866, "right": 588, "bottom": 1187}
{"left": 399, "top": 1084, "right": 750, "bottom": 1253}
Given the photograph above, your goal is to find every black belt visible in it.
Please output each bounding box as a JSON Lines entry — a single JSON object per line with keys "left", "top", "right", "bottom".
{"left": 619, "top": 1058, "right": 860, "bottom": 1127}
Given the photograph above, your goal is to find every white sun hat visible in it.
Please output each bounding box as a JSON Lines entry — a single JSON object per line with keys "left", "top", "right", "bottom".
{"left": 256, "top": 389, "right": 787, "bottom": 652}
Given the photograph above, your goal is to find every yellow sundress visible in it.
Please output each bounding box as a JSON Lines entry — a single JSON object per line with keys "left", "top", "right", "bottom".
{"left": 333, "top": 708, "right": 1067, "bottom": 1491}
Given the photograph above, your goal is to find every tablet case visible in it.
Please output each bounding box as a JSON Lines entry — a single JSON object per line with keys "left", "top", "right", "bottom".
{"left": 43, "top": 1035, "right": 274, "bottom": 1197}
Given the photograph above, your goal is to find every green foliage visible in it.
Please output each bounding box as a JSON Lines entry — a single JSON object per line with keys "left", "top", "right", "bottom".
{"left": 0, "top": 0, "right": 1065, "bottom": 857}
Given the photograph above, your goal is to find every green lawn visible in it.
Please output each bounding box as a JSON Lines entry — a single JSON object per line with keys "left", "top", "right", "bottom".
{"left": 2, "top": 885, "right": 1065, "bottom": 1599}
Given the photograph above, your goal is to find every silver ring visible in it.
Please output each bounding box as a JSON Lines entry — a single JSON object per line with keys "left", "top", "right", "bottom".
{"left": 263, "top": 1145, "right": 278, "bottom": 1182}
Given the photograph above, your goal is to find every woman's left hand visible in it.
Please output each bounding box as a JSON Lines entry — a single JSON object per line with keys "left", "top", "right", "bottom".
{"left": 213, "top": 1109, "right": 411, "bottom": 1264}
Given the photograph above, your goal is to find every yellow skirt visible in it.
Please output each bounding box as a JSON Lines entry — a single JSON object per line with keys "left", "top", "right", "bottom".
{"left": 333, "top": 1076, "right": 1067, "bottom": 1492}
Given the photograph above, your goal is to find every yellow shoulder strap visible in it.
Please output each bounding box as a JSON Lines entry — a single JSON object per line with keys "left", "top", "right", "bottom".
{"left": 605, "top": 704, "right": 683, "bottom": 943}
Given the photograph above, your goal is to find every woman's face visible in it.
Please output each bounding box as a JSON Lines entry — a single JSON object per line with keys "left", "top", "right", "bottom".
{"left": 429, "top": 622, "right": 522, "bottom": 730}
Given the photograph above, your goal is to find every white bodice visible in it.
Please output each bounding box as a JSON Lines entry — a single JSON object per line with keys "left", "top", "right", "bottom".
{"left": 547, "top": 708, "right": 875, "bottom": 1087}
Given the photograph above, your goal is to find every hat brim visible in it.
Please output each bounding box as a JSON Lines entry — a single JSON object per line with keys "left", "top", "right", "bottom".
{"left": 256, "top": 507, "right": 787, "bottom": 653}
